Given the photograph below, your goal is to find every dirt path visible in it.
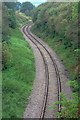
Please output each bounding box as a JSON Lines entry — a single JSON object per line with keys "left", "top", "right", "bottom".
{"left": 21, "top": 25, "right": 72, "bottom": 118}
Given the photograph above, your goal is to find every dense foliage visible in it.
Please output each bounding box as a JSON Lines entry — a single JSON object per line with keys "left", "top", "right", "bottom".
{"left": 2, "top": 1, "right": 33, "bottom": 69}
{"left": 32, "top": 3, "right": 78, "bottom": 49}
{"left": 32, "top": 2, "right": 79, "bottom": 80}
{"left": 16, "top": 11, "right": 31, "bottom": 27}
{"left": 2, "top": 3, "right": 16, "bottom": 42}
{"left": 54, "top": 92, "right": 79, "bottom": 118}
{"left": 2, "top": 1, "right": 34, "bottom": 42}
{"left": 20, "top": 2, "right": 35, "bottom": 16}
{"left": 16, "top": 2, "right": 21, "bottom": 10}
{"left": 2, "top": 1, "right": 79, "bottom": 118}
{"left": 4, "top": 2, "right": 17, "bottom": 10}
{"left": 2, "top": 2, "right": 35, "bottom": 118}
{"left": 2, "top": 3, "right": 17, "bottom": 69}
{"left": 32, "top": 2, "right": 79, "bottom": 118}
{"left": 2, "top": 4, "right": 10, "bottom": 42}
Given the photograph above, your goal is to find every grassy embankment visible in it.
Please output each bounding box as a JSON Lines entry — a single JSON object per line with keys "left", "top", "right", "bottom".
{"left": 0, "top": 42, "right": 2, "bottom": 119}
{"left": 31, "top": 3, "right": 79, "bottom": 117}
{"left": 31, "top": 28, "right": 77, "bottom": 80}
{"left": 31, "top": 24, "right": 79, "bottom": 118}
{"left": 31, "top": 3, "right": 79, "bottom": 81}
{"left": 2, "top": 12, "right": 35, "bottom": 118}
{"left": 31, "top": 15, "right": 79, "bottom": 118}
{"left": 16, "top": 11, "right": 32, "bottom": 27}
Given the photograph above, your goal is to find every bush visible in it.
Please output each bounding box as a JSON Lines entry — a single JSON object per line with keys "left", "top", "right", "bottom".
{"left": 2, "top": 3, "right": 10, "bottom": 42}
{"left": 8, "top": 9, "right": 16, "bottom": 29}
{"left": 20, "top": 2, "right": 35, "bottom": 16}
{"left": 32, "top": 2, "right": 78, "bottom": 50}
{"left": 68, "top": 80, "right": 79, "bottom": 92}
{"left": 54, "top": 93, "right": 79, "bottom": 118}
{"left": 2, "top": 42, "right": 11, "bottom": 70}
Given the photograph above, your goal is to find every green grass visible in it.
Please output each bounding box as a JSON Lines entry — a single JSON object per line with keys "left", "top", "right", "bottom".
{"left": 0, "top": 42, "right": 2, "bottom": 119}
{"left": 2, "top": 28, "right": 35, "bottom": 118}
{"left": 0, "top": 71, "right": 2, "bottom": 119}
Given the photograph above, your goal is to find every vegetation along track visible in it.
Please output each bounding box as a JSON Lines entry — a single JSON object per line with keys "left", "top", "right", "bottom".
{"left": 22, "top": 25, "right": 62, "bottom": 118}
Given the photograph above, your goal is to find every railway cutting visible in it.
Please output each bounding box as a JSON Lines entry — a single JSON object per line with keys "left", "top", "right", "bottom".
{"left": 21, "top": 25, "right": 72, "bottom": 118}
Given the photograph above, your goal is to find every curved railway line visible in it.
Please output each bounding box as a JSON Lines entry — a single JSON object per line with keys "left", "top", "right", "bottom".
{"left": 22, "top": 25, "right": 62, "bottom": 118}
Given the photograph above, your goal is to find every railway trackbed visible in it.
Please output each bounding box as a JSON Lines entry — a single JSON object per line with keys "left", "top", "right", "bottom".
{"left": 21, "top": 25, "right": 72, "bottom": 118}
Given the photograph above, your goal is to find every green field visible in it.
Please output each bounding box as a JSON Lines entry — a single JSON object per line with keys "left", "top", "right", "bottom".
{"left": 2, "top": 28, "right": 35, "bottom": 118}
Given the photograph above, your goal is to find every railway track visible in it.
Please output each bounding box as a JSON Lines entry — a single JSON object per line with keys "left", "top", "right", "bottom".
{"left": 22, "top": 25, "right": 62, "bottom": 118}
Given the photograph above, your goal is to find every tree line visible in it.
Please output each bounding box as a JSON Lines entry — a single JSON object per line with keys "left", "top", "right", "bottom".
{"left": 2, "top": 2, "right": 35, "bottom": 42}
{"left": 32, "top": 2, "right": 78, "bottom": 50}
{"left": 31, "top": 3, "right": 79, "bottom": 118}
{"left": 2, "top": 2, "right": 35, "bottom": 69}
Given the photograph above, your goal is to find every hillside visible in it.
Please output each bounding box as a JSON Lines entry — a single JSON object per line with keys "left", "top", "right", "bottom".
{"left": 16, "top": 11, "right": 32, "bottom": 27}
{"left": 2, "top": 1, "right": 79, "bottom": 119}
{"left": 2, "top": 3, "right": 35, "bottom": 118}
{"left": 32, "top": 2, "right": 78, "bottom": 81}
{"left": 31, "top": 2, "right": 79, "bottom": 118}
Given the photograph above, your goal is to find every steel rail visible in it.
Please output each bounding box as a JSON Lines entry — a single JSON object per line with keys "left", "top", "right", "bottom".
{"left": 23, "top": 25, "right": 61, "bottom": 118}
{"left": 23, "top": 26, "right": 50, "bottom": 119}
{"left": 26, "top": 25, "right": 61, "bottom": 112}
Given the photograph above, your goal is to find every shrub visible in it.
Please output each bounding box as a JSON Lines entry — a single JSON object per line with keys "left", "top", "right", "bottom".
{"left": 54, "top": 93, "right": 79, "bottom": 118}
{"left": 2, "top": 42, "right": 11, "bottom": 70}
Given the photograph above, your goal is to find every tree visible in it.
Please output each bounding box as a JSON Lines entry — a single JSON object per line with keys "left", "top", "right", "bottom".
{"left": 16, "top": 2, "right": 21, "bottom": 10}
{"left": 32, "top": 2, "right": 78, "bottom": 49}
{"left": 2, "top": 3, "right": 10, "bottom": 42}
{"left": 8, "top": 9, "right": 16, "bottom": 29}
{"left": 4, "top": 2, "right": 16, "bottom": 11}
{"left": 20, "top": 2, "right": 35, "bottom": 16}
{"left": 2, "top": 2, "right": 17, "bottom": 69}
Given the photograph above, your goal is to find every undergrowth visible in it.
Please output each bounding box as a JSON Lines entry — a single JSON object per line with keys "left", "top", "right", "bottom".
{"left": 2, "top": 28, "right": 35, "bottom": 118}
{"left": 31, "top": 28, "right": 78, "bottom": 80}
{"left": 31, "top": 27, "right": 79, "bottom": 119}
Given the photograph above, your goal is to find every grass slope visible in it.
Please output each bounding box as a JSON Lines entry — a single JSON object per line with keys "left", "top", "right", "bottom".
{"left": 31, "top": 29, "right": 78, "bottom": 80}
{"left": 2, "top": 28, "right": 35, "bottom": 118}
{"left": 16, "top": 11, "right": 32, "bottom": 27}
{"left": 0, "top": 71, "right": 2, "bottom": 119}
{"left": 31, "top": 27, "right": 79, "bottom": 118}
